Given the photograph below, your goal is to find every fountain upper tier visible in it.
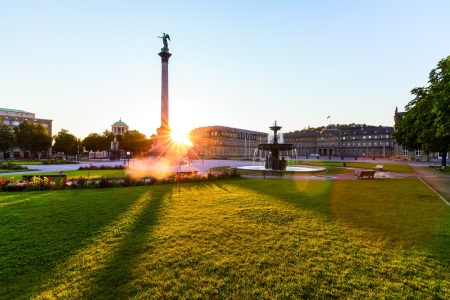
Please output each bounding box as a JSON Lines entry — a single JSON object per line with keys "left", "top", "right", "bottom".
{"left": 255, "top": 121, "right": 297, "bottom": 171}
{"left": 258, "top": 120, "right": 294, "bottom": 152}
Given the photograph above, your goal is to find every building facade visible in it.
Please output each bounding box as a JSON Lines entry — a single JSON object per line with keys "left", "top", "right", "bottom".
{"left": 188, "top": 124, "right": 397, "bottom": 160}
{"left": 0, "top": 108, "right": 53, "bottom": 159}
{"left": 189, "top": 126, "right": 267, "bottom": 159}
{"left": 284, "top": 126, "right": 395, "bottom": 158}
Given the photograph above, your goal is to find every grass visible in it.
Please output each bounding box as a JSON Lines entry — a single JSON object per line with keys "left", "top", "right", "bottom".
{"left": 19, "top": 169, "right": 129, "bottom": 180}
{"left": 297, "top": 160, "right": 414, "bottom": 173}
{"left": 1, "top": 179, "right": 449, "bottom": 299}
{"left": 6, "top": 161, "right": 43, "bottom": 165}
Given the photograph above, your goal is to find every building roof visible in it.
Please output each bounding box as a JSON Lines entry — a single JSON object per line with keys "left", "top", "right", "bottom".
{"left": 112, "top": 118, "right": 128, "bottom": 127}
{"left": 0, "top": 108, "right": 32, "bottom": 114}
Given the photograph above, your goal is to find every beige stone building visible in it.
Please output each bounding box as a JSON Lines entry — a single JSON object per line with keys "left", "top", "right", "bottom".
{"left": 0, "top": 108, "right": 53, "bottom": 159}
{"left": 189, "top": 126, "right": 267, "bottom": 159}
{"left": 284, "top": 126, "right": 395, "bottom": 159}
{"left": 188, "top": 124, "right": 396, "bottom": 160}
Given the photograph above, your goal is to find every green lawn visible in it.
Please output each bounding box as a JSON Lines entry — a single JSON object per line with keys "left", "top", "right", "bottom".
{"left": 19, "top": 169, "right": 129, "bottom": 180}
{"left": 297, "top": 160, "right": 414, "bottom": 173}
{"left": 1, "top": 178, "right": 449, "bottom": 299}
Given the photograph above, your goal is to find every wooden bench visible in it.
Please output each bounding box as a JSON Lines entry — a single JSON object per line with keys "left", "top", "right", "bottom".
{"left": 437, "top": 166, "right": 446, "bottom": 172}
{"left": 261, "top": 170, "right": 283, "bottom": 179}
{"left": 357, "top": 170, "right": 376, "bottom": 179}
{"left": 374, "top": 165, "right": 384, "bottom": 171}
{"left": 176, "top": 171, "right": 198, "bottom": 177}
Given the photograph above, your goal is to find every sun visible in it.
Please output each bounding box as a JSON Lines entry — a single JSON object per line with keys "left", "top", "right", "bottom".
{"left": 170, "top": 127, "right": 193, "bottom": 146}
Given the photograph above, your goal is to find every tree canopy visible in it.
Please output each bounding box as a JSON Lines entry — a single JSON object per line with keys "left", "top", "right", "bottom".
{"left": 121, "top": 130, "right": 151, "bottom": 156}
{"left": 393, "top": 55, "right": 450, "bottom": 166}
{"left": 0, "top": 124, "right": 15, "bottom": 154}
{"left": 82, "top": 130, "right": 117, "bottom": 152}
{"left": 13, "top": 120, "right": 52, "bottom": 159}
{"left": 53, "top": 129, "right": 80, "bottom": 158}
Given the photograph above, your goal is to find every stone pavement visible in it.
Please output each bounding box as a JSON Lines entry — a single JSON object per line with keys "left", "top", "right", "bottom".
{"left": 409, "top": 164, "right": 450, "bottom": 204}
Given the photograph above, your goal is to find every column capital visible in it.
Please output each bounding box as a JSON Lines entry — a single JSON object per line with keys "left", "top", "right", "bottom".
{"left": 158, "top": 52, "right": 172, "bottom": 63}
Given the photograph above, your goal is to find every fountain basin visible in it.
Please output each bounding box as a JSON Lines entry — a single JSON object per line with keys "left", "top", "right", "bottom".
{"left": 237, "top": 165, "right": 326, "bottom": 173}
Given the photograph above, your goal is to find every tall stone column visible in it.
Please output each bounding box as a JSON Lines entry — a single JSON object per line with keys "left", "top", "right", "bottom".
{"left": 159, "top": 51, "right": 171, "bottom": 129}
{"left": 155, "top": 51, "right": 172, "bottom": 147}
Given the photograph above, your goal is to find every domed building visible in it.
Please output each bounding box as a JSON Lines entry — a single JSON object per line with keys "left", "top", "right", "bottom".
{"left": 111, "top": 118, "right": 129, "bottom": 135}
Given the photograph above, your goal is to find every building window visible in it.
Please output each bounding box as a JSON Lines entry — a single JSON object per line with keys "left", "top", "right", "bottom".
{"left": 403, "top": 149, "right": 408, "bottom": 156}
{"left": 12, "top": 121, "right": 20, "bottom": 126}
{"left": 3, "top": 120, "right": 9, "bottom": 125}
{"left": 415, "top": 149, "right": 422, "bottom": 156}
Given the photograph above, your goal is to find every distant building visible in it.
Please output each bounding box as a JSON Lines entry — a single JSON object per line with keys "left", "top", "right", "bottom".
{"left": 111, "top": 118, "right": 129, "bottom": 135}
{"left": 189, "top": 126, "right": 266, "bottom": 159}
{"left": 0, "top": 108, "right": 52, "bottom": 136}
{"left": 188, "top": 124, "right": 398, "bottom": 160}
{"left": 0, "top": 108, "right": 53, "bottom": 159}
{"left": 284, "top": 125, "right": 395, "bottom": 158}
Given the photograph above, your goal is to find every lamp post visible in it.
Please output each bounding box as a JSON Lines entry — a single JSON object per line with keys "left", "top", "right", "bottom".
{"left": 126, "top": 151, "right": 130, "bottom": 166}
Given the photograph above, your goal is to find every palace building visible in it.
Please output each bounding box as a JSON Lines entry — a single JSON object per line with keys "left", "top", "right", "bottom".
{"left": 189, "top": 126, "right": 267, "bottom": 159}
{"left": 188, "top": 124, "right": 397, "bottom": 160}
{"left": 284, "top": 125, "right": 395, "bottom": 158}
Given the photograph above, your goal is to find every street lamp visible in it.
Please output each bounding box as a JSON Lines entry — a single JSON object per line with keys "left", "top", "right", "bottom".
{"left": 126, "top": 151, "right": 130, "bottom": 166}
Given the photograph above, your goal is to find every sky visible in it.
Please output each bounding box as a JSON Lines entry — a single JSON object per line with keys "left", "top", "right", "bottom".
{"left": 2, "top": 0, "right": 450, "bottom": 139}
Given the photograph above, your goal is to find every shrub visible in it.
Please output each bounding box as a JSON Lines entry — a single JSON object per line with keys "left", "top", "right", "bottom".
{"left": 0, "top": 163, "right": 28, "bottom": 170}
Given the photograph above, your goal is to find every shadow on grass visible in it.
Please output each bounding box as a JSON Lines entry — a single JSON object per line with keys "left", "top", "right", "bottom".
{"left": 79, "top": 188, "right": 169, "bottom": 299}
{"left": 220, "top": 178, "right": 334, "bottom": 218}
{"left": 1, "top": 189, "right": 148, "bottom": 299}
{"left": 217, "top": 178, "right": 450, "bottom": 255}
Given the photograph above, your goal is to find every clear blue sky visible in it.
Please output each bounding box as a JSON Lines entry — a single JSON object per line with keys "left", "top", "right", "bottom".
{"left": 2, "top": 0, "right": 450, "bottom": 139}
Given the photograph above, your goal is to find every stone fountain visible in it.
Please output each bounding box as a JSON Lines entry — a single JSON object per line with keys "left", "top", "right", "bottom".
{"left": 257, "top": 121, "right": 296, "bottom": 170}
{"left": 237, "top": 121, "right": 325, "bottom": 174}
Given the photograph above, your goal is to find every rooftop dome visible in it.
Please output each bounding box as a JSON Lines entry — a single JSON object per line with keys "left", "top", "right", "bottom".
{"left": 112, "top": 118, "right": 128, "bottom": 126}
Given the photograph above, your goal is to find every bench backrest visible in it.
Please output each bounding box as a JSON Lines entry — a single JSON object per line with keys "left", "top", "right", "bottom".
{"left": 361, "top": 171, "right": 375, "bottom": 175}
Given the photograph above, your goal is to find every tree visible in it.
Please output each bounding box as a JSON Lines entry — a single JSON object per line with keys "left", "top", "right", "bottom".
{"left": 393, "top": 55, "right": 450, "bottom": 166}
{"left": 121, "top": 130, "right": 152, "bottom": 156}
{"left": 13, "top": 120, "right": 52, "bottom": 159}
{"left": 82, "top": 133, "right": 103, "bottom": 151}
{"left": 429, "top": 55, "right": 450, "bottom": 139}
{"left": 82, "top": 130, "right": 116, "bottom": 152}
{"left": 101, "top": 130, "right": 116, "bottom": 151}
{"left": 53, "top": 129, "right": 79, "bottom": 159}
{"left": 0, "top": 124, "right": 16, "bottom": 155}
